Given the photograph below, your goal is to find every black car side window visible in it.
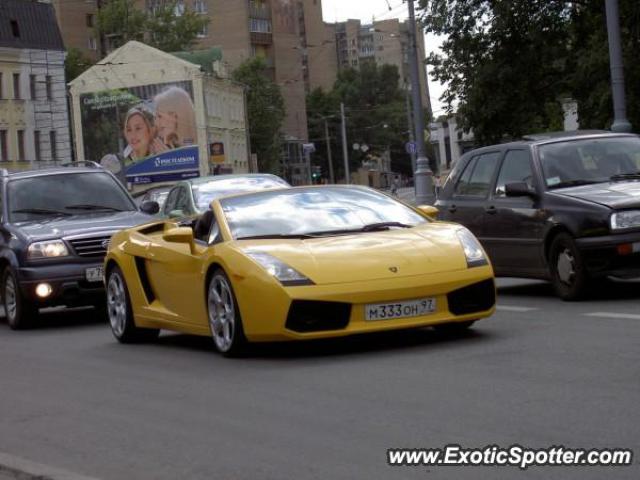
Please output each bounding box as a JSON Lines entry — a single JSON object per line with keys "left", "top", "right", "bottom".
{"left": 454, "top": 156, "right": 478, "bottom": 196}
{"left": 495, "top": 150, "right": 534, "bottom": 197}
{"left": 164, "top": 187, "right": 180, "bottom": 215}
{"left": 456, "top": 152, "right": 501, "bottom": 197}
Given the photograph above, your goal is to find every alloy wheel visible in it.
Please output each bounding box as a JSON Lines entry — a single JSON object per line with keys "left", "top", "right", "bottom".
{"left": 208, "top": 274, "right": 235, "bottom": 352}
{"left": 107, "top": 272, "right": 127, "bottom": 337}
{"left": 4, "top": 274, "right": 17, "bottom": 322}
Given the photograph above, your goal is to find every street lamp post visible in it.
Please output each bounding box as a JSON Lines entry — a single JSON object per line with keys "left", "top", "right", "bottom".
{"left": 605, "top": 0, "right": 632, "bottom": 133}
{"left": 407, "top": 0, "right": 435, "bottom": 205}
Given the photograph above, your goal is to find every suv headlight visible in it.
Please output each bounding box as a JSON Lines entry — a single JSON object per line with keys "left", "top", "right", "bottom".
{"left": 27, "top": 240, "right": 69, "bottom": 259}
{"left": 456, "top": 228, "right": 488, "bottom": 268}
{"left": 610, "top": 210, "right": 640, "bottom": 231}
{"left": 246, "top": 252, "right": 314, "bottom": 286}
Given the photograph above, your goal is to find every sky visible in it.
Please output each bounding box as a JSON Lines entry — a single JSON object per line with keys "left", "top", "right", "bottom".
{"left": 321, "top": 0, "right": 447, "bottom": 116}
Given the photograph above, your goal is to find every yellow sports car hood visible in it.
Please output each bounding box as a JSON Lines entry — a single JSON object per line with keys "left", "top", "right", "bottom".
{"left": 237, "top": 223, "right": 470, "bottom": 285}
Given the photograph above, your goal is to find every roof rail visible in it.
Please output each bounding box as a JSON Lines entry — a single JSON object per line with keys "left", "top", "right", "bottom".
{"left": 0, "top": 168, "right": 9, "bottom": 178}
{"left": 62, "top": 161, "right": 102, "bottom": 169}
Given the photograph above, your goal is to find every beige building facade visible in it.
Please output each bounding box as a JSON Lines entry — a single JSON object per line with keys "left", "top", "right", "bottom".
{"left": 0, "top": 0, "right": 72, "bottom": 166}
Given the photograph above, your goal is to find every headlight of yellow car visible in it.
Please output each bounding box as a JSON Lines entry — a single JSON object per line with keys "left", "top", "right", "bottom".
{"left": 246, "top": 252, "right": 314, "bottom": 286}
{"left": 456, "top": 228, "right": 488, "bottom": 268}
{"left": 27, "top": 240, "right": 69, "bottom": 259}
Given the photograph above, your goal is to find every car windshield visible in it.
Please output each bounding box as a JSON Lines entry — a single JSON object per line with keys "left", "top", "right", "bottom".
{"left": 539, "top": 137, "right": 640, "bottom": 189}
{"left": 192, "top": 176, "right": 290, "bottom": 211}
{"left": 8, "top": 172, "right": 136, "bottom": 222}
{"left": 137, "top": 188, "right": 171, "bottom": 208}
{"left": 220, "top": 187, "right": 427, "bottom": 239}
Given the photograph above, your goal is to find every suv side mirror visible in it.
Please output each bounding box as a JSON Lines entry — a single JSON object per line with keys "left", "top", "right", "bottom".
{"left": 140, "top": 200, "right": 160, "bottom": 215}
{"left": 505, "top": 182, "right": 536, "bottom": 198}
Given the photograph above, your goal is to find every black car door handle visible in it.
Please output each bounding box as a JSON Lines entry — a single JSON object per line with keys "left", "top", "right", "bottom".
{"left": 485, "top": 206, "right": 497, "bottom": 214}
{"left": 448, "top": 205, "right": 457, "bottom": 213}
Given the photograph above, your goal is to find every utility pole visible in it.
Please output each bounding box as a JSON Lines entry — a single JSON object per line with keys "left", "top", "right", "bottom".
{"left": 96, "top": 0, "right": 107, "bottom": 58}
{"left": 340, "top": 102, "right": 350, "bottom": 184}
{"left": 405, "top": 85, "right": 416, "bottom": 172}
{"left": 324, "top": 118, "right": 335, "bottom": 184}
{"left": 407, "top": 0, "right": 434, "bottom": 205}
{"left": 605, "top": 0, "right": 632, "bottom": 133}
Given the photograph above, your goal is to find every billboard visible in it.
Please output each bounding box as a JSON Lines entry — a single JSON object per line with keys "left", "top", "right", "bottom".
{"left": 80, "top": 81, "right": 200, "bottom": 186}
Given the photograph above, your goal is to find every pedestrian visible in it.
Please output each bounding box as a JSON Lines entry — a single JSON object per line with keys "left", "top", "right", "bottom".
{"left": 391, "top": 176, "right": 400, "bottom": 196}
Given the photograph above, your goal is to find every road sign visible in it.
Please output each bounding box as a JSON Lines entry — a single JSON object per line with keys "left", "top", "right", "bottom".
{"left": 303, "top": 143, "right": 316, "bottom": 154}
{"left": 405, "top": 141, "right": 417, "bottom": 154}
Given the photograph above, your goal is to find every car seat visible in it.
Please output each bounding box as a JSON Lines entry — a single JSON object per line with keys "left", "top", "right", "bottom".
{"left": 193, "top": 210, "right": 214, "bottom": 242}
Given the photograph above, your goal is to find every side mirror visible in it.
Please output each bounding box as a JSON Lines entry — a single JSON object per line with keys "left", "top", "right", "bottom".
{"left": 417, "top": 205, "right": 439, "bottom": 220}
{"left": 168, "top": 209, "right": 185, "bottom": 218}
{"left": 505, "top": 182, "right": 536, "bottom": 198}
{"left": 163, "top": 227, "right": 194, "bottom": 245}
{"left": 140, "top": 200, "right": 160, "bottom": 215}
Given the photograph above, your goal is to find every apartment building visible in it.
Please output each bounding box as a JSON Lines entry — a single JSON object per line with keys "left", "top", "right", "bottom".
{"left": 0, "top": 0, "right": 72, "bottom": 165}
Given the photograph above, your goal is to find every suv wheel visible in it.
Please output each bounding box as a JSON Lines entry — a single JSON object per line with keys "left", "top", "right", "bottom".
{"left": 549, "top": 233, "right": 588, "bottom": 301}
{"left": 106, "top": 266, "right": 159, "bottom": 343}
{"left": 3, "top": 269, "right": 38, "bottom": 330}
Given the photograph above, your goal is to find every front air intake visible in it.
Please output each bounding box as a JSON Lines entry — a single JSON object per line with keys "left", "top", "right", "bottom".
{"left": 447, "top": 279, "right": 495, "bottom": 315}
{"left": 286, "top": 300, "right": 351, "bottom": 333}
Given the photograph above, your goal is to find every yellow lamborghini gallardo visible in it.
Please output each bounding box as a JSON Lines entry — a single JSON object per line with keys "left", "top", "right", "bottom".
{"left": 104, "top": 186, "right": 495, "bottom": 355}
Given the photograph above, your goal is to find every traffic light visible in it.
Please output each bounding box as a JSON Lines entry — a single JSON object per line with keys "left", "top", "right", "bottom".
{"left": 311, "top": 165, "right": 322, "bottom": 183}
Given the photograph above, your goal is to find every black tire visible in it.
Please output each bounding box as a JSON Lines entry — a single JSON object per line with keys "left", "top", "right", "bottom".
{"left": 106, "top": 266, "right": 159, "bottom": 343}
{"left": 548, "top": 233, "right": 589, "bottom": 301}
{"left": 433, "top": 320, "right": 475, "bottom": 334}
{"left": 206, "top": 269, "right": 247, "bottom": 357}
{"left": 2, "top": 268, "right": 38, "bottom": 330}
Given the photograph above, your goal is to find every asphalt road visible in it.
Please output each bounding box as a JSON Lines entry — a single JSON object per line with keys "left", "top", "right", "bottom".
{"left": 0, "top": 278, "right": 639, "bottom": 480}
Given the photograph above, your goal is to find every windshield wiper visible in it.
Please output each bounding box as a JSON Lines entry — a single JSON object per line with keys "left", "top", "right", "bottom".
{"left": 552, "top": 180, "right": 602, "bottom": 188}
{"left": 309, "top": 222, "right": 413, "bottom": 236}
{"left": 11, "top": 208, "right": 72, "bottom": 216}
{"left": 610, "top": 172, "right": 640, "bottom": 181}
{"left": 236, "top": 233, "right": 319, "bottom": 240}
{"left": 65, "top": 204, "right": 127, "bottom": 212}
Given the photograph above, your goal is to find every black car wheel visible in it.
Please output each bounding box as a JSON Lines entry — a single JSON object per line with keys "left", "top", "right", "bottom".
{"left": 207, "top": 269, "right": 246, "bottom": 357}
{"left": 2, "top": 268, "right": 38, "bottom": 330}
{"left": 548, "top": 233, "right": 589, "bottom": 301}
{"left": 106, "top": 266, "right": 159, "bottom": 343}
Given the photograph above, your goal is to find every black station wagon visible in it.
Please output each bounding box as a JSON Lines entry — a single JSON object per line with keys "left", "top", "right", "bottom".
{"left": 436, "top": 131, "right": 640, "bottom": 300}
{"left": 0, "top": 164, "right": 158, "bottom": 329}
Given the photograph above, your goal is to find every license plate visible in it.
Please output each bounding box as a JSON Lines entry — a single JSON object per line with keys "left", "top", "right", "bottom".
{"left": 365, "top": 297, "right": 436, "bottom": 321}
{"left": 85, "top": 266, "right": 104, "bottom": 283}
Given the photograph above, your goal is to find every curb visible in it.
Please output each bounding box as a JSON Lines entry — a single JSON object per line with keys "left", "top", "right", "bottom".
{"left": 0, "top": 452, "right": 100, "bottom": 480}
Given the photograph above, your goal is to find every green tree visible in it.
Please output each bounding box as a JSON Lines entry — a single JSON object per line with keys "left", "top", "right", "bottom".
{"left": 419, "top": 0, "right": 572, "bottom": 144}
{"left": 65, "top": 48, "right": 94, "bottom": 82}
{"left": 96, "top": 0, "right": 208, "bottom": 52}
{"left": 232, "top": 58, "right": 286, "bottom": 173}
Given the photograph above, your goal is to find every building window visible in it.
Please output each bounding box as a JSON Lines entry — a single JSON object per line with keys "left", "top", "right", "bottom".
{"left": 193, "top": 0, "right": 207, "bottom": 14}
{"left": 50, "top": 131, "right": 57, "bottom": 161}
{"left": 34, "top": 131, "right": 41, "bottom": 161}
{"left": 30, "top": 75, "right": 36, "bottom": 100}
{"left": 250, "top": 18, "right": 272, "bottom": 33}
{"left": 0, "top": 73, "right": 3, "bottom": 99}
{"left": 88, "top": 37, "right": 97, "bottom": 50}
{"left": 0, "top": 131, "right": 7, "bottom": 161}
{"left": 46, "top": 76, "right": 52, "bottom": 100}
{"left": 13, "top": 73, "right": 20, "bottom": 99}
{"left": 174, "top": 0, "right": 185, "bottom": 16}
{"left": 197, "top": 23, "right": 208, "bottom": 38}
{"left": 86, "top": 14, "right": 94, "bottom": 28}
{"left": 17, "top": 130, "right": 25, "bottom": 161}
{"left": 10, "top": 20, "right": 20, "bottom": 38}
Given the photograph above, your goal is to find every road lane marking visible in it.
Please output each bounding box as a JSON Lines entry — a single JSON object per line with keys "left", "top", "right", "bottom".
{"left": 584, "top": 312, "right": 640, "bottom": 320}
{"left": 496, "top": 305, "right": 539, "bottom": 312}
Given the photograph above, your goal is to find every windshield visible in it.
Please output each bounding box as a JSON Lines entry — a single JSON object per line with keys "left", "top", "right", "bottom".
{"left": 192, "top": 176, "right": 290, "bottom": 211}
{"left": 539, "top": 137, "right": 640, "bottom": 189}
{"left": 220, "top": 187, "right": 427, "bottom": 239}
{"left": 8, "top": 172, "right": 136, "bottom": 222}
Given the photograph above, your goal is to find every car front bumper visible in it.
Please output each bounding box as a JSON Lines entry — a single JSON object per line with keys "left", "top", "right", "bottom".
{"left": 576, "top": 231, "right": 640, "bottom": 278}
{"left": 17, "top": 262, "right": 104, "bottom": 307}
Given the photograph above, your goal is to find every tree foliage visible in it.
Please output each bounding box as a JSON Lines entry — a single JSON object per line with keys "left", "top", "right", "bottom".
{"left": 419, "top": 0, "right": 640, "bottom": 143}
{"left": 65, "top": 48, "right": 94, "bottom": 82}
{"left": 307, "top": 63, "right": 418, "bottom": 178}
{"left": 97, "top": 0, "right": 208, "bottom": 52}
{"left": 232, "top": 58, "right": 286, "bottom": 174}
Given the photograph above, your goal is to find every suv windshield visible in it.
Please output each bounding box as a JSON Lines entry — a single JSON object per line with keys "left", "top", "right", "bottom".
{"left": 220, "top": 187, "right": 426, "bottom": 239}
{"left": 539, "top": 137, "right": 640, "bottom": 189}
{"left": 8, "top": 172, "right": 136, "bottom": 222}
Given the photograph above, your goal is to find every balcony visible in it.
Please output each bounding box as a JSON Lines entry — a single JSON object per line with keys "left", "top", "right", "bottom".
{"left": 250, "top": 31, "right": 272, "bottom": 45}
